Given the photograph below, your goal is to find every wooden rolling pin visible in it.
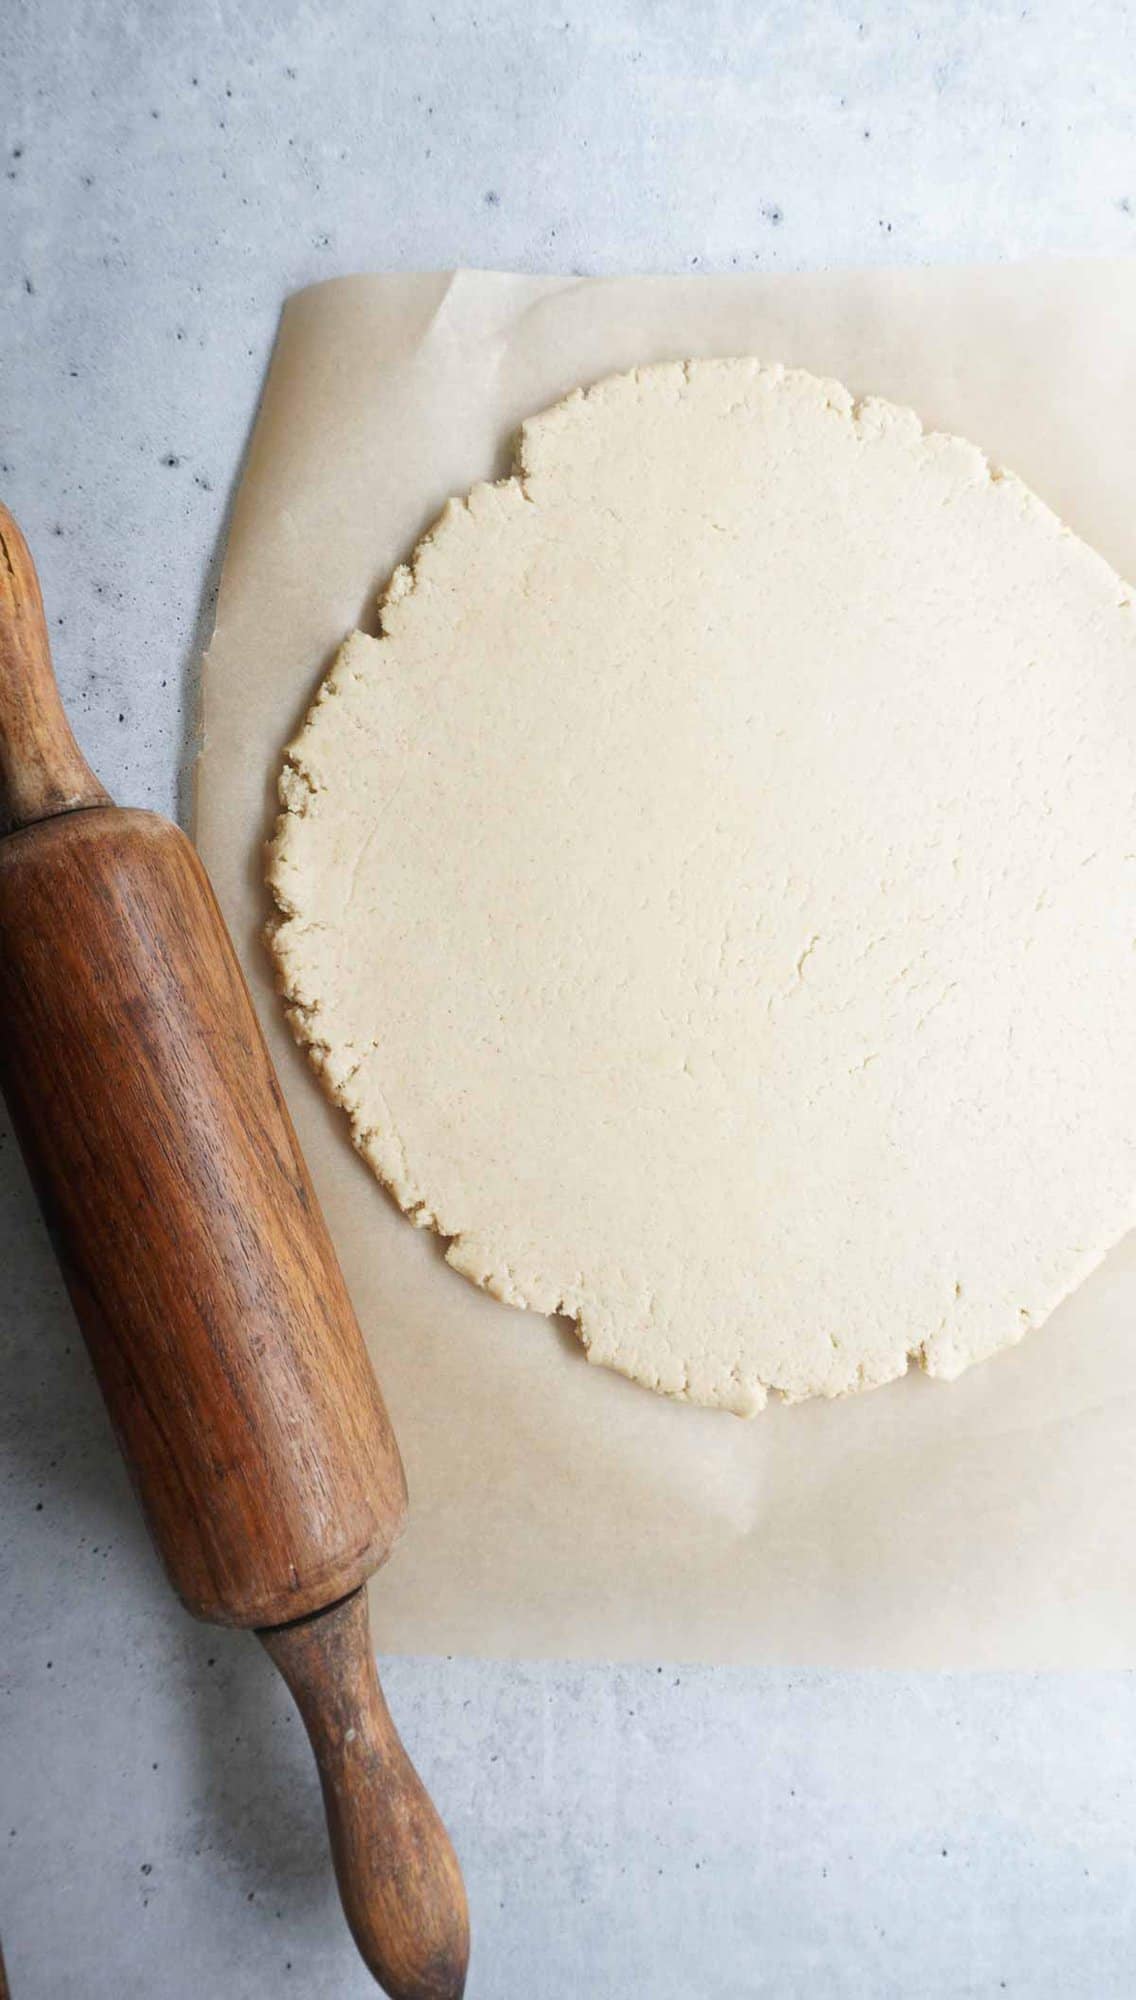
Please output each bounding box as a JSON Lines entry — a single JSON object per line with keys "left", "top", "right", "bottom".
{"left": 0, "top": 507, "right": 469, "bottom": 2000}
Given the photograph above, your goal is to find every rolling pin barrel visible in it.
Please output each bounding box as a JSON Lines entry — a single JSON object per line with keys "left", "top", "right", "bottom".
{"left": 0, "top": 804, "right": 407, "bottom": 1625}
{"left": 0, "top": 505, "right": 469, "bottom": 1999}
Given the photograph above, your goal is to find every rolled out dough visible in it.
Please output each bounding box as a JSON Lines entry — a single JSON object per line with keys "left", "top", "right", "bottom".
{"left": 267, "top": 360, "right": 1136, "bottom": 1415}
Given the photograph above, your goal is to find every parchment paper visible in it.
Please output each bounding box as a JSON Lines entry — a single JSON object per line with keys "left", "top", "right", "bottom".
{"left": 198, "top": 263, "right": 1136, "bottom": 1667}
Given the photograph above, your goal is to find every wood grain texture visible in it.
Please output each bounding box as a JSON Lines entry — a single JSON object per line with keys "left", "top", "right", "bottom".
{"left": 0, "top": 807, "right": 408, "bottom": 1624}
{"left": 261, "top": 1589, "right": 470, "bottom": 2000}
{"left": 0, "top": 509, "right": 469, "bottom": 1993}
{"left": 0, "top": 504, "right": 110, "bottom": 832}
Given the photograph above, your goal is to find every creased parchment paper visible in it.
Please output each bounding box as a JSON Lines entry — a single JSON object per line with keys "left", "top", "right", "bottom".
{"left": 198, "top": 264, "right": 1136, "bottom": 1667}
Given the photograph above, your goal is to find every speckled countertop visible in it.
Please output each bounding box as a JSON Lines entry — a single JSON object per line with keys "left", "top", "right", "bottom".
{"left": 4, "top": 4, "right": 1136, "bottom": 1995}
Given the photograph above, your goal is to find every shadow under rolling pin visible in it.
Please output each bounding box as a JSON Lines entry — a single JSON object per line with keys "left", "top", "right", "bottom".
{"left": 0, "top": 505, "right": 469, "bottom": 2000}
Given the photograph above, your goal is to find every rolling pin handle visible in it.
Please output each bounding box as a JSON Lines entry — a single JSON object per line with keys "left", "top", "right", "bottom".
{"left": 0, "top": 503, "right": 110, "bottom": 834}
{"left": 259, "top": 1588, "right": 470, "bottom": 2000}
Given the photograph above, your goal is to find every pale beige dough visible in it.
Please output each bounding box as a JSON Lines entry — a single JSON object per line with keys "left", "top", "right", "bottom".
{"left": 267, "top": 359, "right": 1136, "bottom": 1415}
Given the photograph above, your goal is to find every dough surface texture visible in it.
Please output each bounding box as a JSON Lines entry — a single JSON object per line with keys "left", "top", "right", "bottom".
{"left": 267, "top": 360, "right": 1136, "bottom": 1415}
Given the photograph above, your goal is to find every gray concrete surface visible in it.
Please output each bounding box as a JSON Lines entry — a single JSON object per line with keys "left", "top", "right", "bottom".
{"left": 3, "top": 3, "right": 1136, "bottom": 1994}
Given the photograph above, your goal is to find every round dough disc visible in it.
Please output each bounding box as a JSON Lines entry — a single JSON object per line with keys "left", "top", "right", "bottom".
{"left": 268, "top": 360, "right": 1136, "bottom": 1415}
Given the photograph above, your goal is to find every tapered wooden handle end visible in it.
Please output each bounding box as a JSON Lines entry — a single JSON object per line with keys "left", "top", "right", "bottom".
{"left": 0, "top": 503, "right": 110, "bottom": 834}
{"left": 260, "top": 1589, "right": 470, "bottom": 2000}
